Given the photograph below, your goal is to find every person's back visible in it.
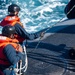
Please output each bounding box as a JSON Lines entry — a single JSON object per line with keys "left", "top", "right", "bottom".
{"left": 0, "top": 4, "right": 25, "bottom": 43}
{"left": 0, "top": 4, "right": 21, "bottom": 26}
{"left": 64, "top": 0, "right": 75, "bottom": 19}
{"left": 0, "top": 25, "right": 23, "bottom": 75}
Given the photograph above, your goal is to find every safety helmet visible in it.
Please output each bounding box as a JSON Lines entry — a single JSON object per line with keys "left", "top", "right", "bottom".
{"left": 8, "top": 4, "right": 20, "bottom": 13}
{"left": 2, "top": 25, "right": 16, "bottom": 37}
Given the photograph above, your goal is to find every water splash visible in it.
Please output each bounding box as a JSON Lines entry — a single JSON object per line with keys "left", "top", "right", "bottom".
{"left": 0, "top": 0, "right": 68, "bottom": 33}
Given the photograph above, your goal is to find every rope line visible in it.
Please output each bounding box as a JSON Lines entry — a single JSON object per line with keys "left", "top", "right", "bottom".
{"left": 32, "top": 4, "right": 75, "bottom": 75}
{"left": 33, "top": 4, "right": 75, "bottom": 51}
{"left": 14, "top": 4, "right": 75, "bottom": 75}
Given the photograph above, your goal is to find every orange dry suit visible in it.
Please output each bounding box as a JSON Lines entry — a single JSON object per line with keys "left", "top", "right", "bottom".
{"left": 0, "top": 15, "right": 25, "bottom": 42}
{"left": 0, "top": 35, "right": 21, "bottom": 66}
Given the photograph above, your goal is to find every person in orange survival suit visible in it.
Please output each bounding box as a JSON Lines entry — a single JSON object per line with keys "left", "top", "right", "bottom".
{"left": 0, "top": 4, "right": 44, "bottom": 44}
{"left": 0, "top": 25, "right": 23, "bottom": 75}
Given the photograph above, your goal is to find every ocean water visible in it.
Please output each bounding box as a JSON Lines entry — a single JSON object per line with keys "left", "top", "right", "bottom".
{"left": 0, "top": 0, "right": 69, "bottom": 33}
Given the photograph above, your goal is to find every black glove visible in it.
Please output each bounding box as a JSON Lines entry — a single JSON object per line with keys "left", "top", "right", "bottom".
{"left": 40, "top": 32, "right": 45, "bottom": 38}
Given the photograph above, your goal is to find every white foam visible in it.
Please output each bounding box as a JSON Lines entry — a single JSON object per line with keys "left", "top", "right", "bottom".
{"left": 0, "top": 0, "right": 68, "bottom": 33}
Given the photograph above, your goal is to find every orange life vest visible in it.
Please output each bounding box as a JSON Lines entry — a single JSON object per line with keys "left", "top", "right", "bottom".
{"left": 0, "top": 15, "right": 23, "bottom": 27}
{"left": 0, "top": 35, "right": 20, "bottom": 65}
{"left": 0, "top": 35, "right": 19, "bottom": 43}
{"left": 0, "top": 15, "right": 25, "bottom": 42}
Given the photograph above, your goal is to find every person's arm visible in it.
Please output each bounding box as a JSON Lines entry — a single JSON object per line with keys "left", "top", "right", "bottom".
{"left": 14, "top": 23, "right": 42, "bottom": 40}
{"left": 3, "top": 44, "right": 23, "bottom": 65}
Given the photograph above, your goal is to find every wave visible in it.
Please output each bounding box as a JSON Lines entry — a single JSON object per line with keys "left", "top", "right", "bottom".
{"left": 0, "top": 0, "right": 68, "bottom": 33}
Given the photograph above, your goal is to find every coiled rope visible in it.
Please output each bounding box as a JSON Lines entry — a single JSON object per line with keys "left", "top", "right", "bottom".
{"left": 14, "top": 42, "right": 28, "bottom": 75}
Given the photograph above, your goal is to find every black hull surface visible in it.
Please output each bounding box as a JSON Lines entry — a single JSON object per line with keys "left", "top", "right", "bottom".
{"left": 25, "top": 19, "right": 75, "bottom": 75}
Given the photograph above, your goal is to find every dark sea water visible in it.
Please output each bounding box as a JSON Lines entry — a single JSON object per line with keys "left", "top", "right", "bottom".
{"left": 0, "top": 0, "right": 69, "bottom": 33}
